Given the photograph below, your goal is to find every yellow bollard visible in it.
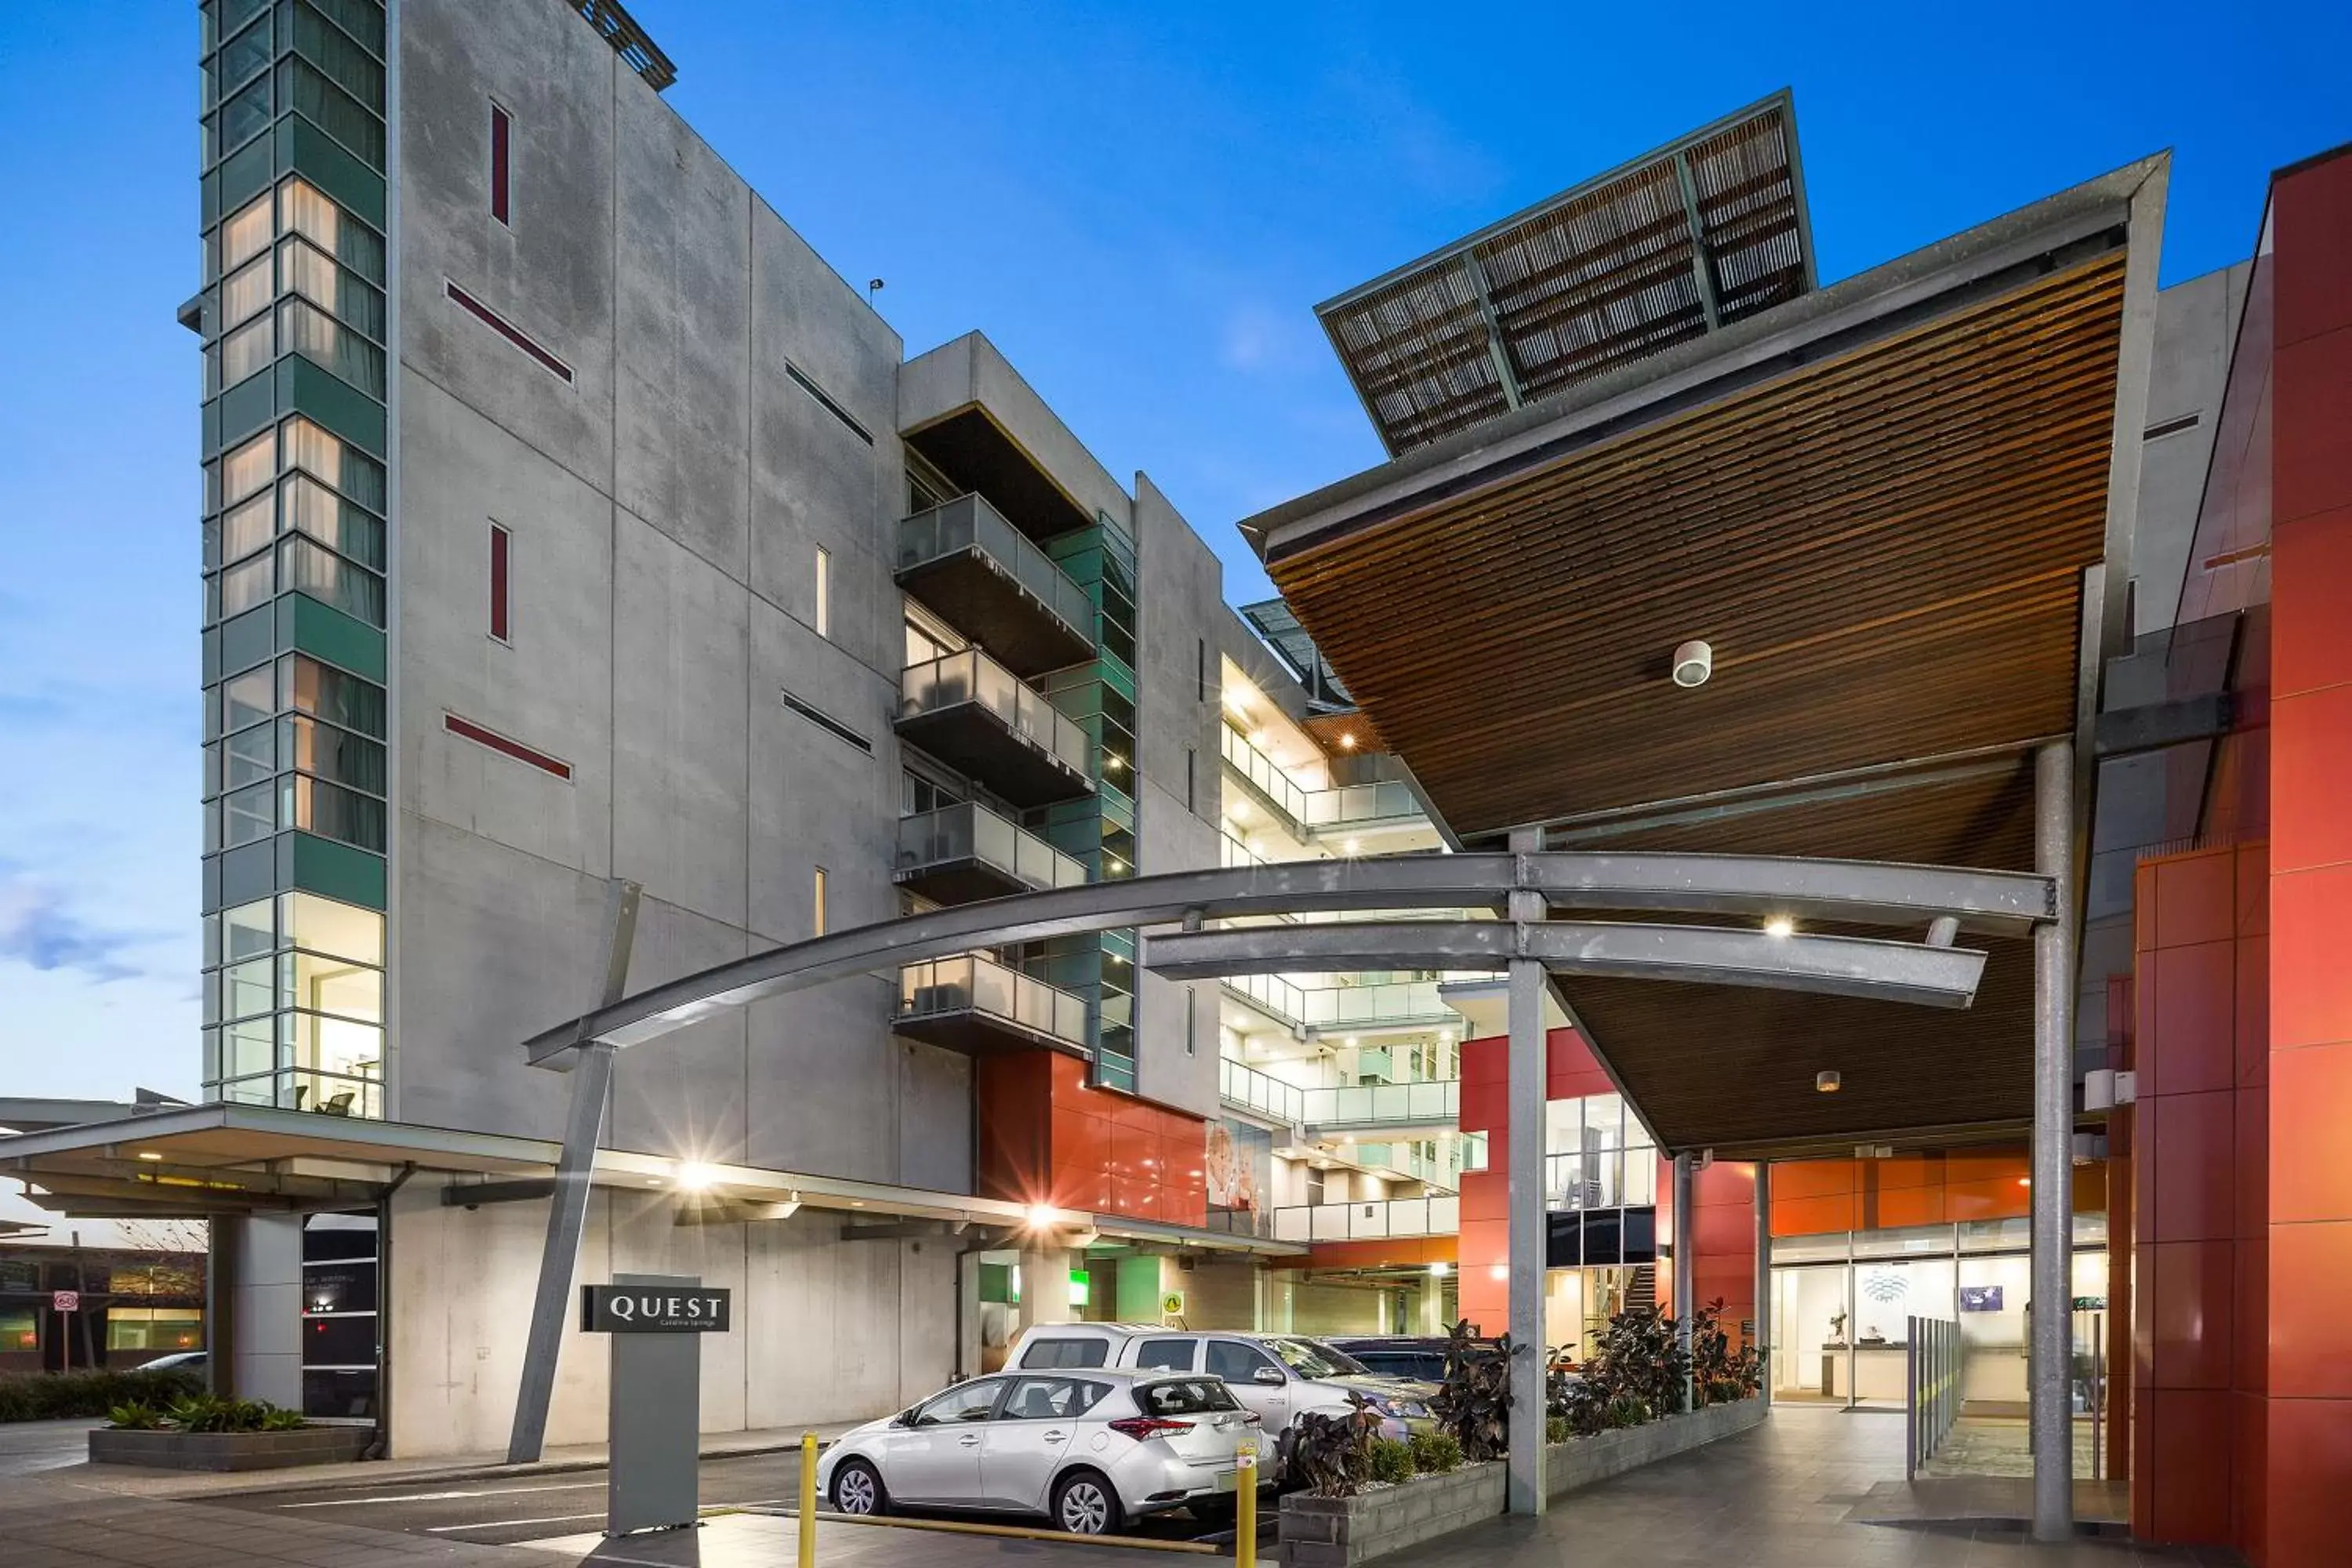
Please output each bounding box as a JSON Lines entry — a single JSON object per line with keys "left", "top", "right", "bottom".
{"left": 1234, "top": 1442, "right": 1257, "bottom": 1568}
{"left": 799, "top": 1431, "right": 818, "bottom": 1567}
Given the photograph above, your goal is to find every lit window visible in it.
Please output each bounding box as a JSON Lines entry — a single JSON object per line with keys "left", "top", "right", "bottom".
{"left": 490, "top": 103, "right": 512, "bottom": 225}
{"left": 280, "top": 950, "right": 384, "bottom": 1023}
{"left": 281, "top": 892, "right": 384, "bottom": 966}
{"left": 488, "top": 523, "right": 511, "bottom": 642}
{"left": 218, "top": 554, "right": 271, "bottom": 619}
{"left": 220, "top": 492, "right": 273, "bottom": 563}
{"left": 815, "top": 546, "right": 831, "bottom": 639}
{"left": 283, "top": 416, "right": 387, "bottom": 510}
{"left": 813, "top": 867, "right": 829, "bottom": 936}
{"left": 279, "top": 178, "right": 384, "bottom": 285}
{"left": 220, "top": 428, "right": 276, "bottom": 507}
{"left": 221, "top": 253, "right": 272, "bottom": 329}
{"left": 220, "top": 191, "right": 273, "bottom": 275}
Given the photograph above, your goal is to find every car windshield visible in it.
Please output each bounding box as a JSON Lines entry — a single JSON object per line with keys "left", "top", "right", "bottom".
{"left": 1266, "top": 1337, "right": 1369, "bottom": 1378}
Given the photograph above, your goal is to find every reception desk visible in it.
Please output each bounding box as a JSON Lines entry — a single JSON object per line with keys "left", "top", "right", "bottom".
{"left": 1822, "top": 1342, "right": 1909, "bottom": 1403}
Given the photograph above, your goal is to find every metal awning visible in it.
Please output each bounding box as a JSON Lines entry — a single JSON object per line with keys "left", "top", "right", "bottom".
{"left": 0, "top": 1105, "right": 1303, "bottom": 1257}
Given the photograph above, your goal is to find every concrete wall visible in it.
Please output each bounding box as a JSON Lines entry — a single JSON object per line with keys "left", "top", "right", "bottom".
{"left": 220, "top": 1214, "right": 303, "bottom": 1410}
{"left": 393, "top": 0, "right": 960, "bottom": 1185}
{"left": 387, "top": 1177, "right": 954, "bottom": 1456}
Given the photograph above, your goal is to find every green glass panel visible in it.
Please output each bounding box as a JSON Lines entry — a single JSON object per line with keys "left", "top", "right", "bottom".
{"left": 278, "top": 587, "right": 387, "bottom": 681}
{"left": 280, "top": 831, "right": 385, "bottom": 909}
{"left": 214, "top": 372, "right": 277, "bottom": 454}
{"left": 277, "top": 356, "right": 384, "bottom": 455}
{"left": 216, "top": 129, "right": 274, "bottom": 217}
{"left": 218, "top": 839, "right": 277, "bottom": 906}
{"left": 220, "top": 603, "right": 275, "bottom": 676}
{"left": 277, "top": 113, "right": 385, "bottom": 223}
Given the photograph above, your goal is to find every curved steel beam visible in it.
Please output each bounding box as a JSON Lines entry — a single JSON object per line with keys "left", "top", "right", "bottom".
{"left": 525, "top": 851, "right": 2042, "bottom": 1064}
{"left": 1142, "top": 920, "right": 1989, "bottom": 1008}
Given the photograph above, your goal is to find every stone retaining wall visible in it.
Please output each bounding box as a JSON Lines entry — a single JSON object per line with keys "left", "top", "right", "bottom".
{"left": 89, "top": 1425, "right": 375, "bottom": 1472}
{"left": 1277, "top": 1398, "right": 1769, "bottom": 1566}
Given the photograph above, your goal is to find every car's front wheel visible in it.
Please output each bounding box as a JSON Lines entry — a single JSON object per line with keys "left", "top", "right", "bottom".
{"left": 830, "top": 1457, "right": 886, "bottom": 1517}
{"left": 1051, "top": 1468, "right": 1122, "bottom": 1535}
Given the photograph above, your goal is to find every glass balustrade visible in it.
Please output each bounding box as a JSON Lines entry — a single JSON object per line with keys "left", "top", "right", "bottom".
{"left": 1221, "top": 724, "right": 1310, "bottom": 825}
{"left": 897, "top": 494, "right": 1097, "bottom": 641}
{"left": 1544, "top": 1147, "right": 1661, "bottom": 1209}
{"left": 897, "top": 954, "right": 1088, "bottom": 1050}
{"left": 901, "top": 648, "right": 1093, "bottom": 779}
{"left": 1300, "top": 979, "right": 1452, "bottom": 1027}
{"left": 1222, "top": 970, "right": 1310, "bottom": 1025}
{"left": 1301, "top": 1078, "right": 1460, "bottom": 1127}
{"left": 896, "top": 801, "right": 1087, "bottom": 892}
{"left": 1301, "top": 778, "right": 1424, "bottom": 829}
{"left": 1271, "top": 1194, "right": 1460, "bottom": 1243}
{"left": 1218, "top": 1055, "right": 1307, "bottom": 1125}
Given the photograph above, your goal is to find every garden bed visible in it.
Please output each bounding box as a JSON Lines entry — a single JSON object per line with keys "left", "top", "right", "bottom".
{"left": 1279, "top": 1460, "right": 1506, "bottom": 1568}
{"left": 1545, "top": 1395, "right": 1766, "bottom": 1498}
{"left": 89, "top": 1424, "right": 373, "bottom": 1472}
{"left": 1276, "top": 1399, "right": 1767, "bottom": 1566}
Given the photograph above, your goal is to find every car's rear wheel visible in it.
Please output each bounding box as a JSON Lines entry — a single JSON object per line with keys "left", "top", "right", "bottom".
{"left": 830, "top": 1457, "right": 885, "bottom": 1516}
{"left": 1051, "top": 1468, "right": 1121, "bottom": 1535}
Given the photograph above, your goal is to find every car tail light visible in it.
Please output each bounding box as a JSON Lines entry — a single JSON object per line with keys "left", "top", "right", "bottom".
{"left": 1108, "top": 1417, "right": 1196, "bottom": 1441}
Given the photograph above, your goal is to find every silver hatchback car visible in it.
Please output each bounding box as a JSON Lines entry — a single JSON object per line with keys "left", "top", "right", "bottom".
{"left": 816, "top": 1368, "right": 1261, "bottom": 1536}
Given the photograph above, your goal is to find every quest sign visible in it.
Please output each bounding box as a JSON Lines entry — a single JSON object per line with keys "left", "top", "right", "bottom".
{"left": 579, "top": 1283, "right": 732, "bottom": 1334}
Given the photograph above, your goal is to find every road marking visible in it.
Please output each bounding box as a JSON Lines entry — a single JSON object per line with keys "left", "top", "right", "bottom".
{"left": 282, "top": 1481, "right": 604, "bottom": 1508}
{"left": 427, "top": 1512, "right": 607, "bottom": 1533}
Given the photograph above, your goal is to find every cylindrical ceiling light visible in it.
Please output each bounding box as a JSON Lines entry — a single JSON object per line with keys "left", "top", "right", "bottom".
{"left": 1671, "top": 640, "right": 1713, "bottom": 688}
{"left": 1816, "top": 1069, "right": 1842, "bottom": 1094}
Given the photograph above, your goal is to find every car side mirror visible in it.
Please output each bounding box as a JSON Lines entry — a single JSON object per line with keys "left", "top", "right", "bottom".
{"left": 1253, "top": 1366, "right": 1287, "bottom": 1386}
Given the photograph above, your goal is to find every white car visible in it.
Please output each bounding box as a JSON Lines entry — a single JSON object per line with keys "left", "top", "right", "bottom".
{"left": 815, "top": 1368, "right": 1261, "bottom": 1536}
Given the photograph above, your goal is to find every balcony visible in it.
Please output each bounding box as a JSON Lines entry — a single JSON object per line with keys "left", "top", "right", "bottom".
{"left": 1302, "top": 1078, "right": 1460, "bottom": 1133}
{"left": 1301, "top": 778, "right": 1425, "bottom": 831}
{"left": 1544, "top": 1148, "right": 1660, "bottom": 1210}
{"left": 895, "top": 953, "right": 1091, "bottom": 1058}
{"left": 1272, "top": 1194, "right": 1459, "bottom": 1243}
{"left": 1221, "top": 724, "right": 1309, "bottom": 827}
{"left": 898, "top": 648, "right": 1094, "bottom": 806}
{"left": 896, "top": 495, "right": 1097, "bottom": 677}
{"left": 1304, "top": 978, "right": 1455, "bottom": 1032}
{"left": 896, "top": 801, "right": 1087, "bottom": 905}
{"left": 1219, "top": 1055, "right": 1307, "bottom": 1127}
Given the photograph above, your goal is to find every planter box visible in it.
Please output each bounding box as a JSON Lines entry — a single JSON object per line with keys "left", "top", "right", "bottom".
{"left": 1279, "top": 1461, "right": 1505, "bottom": 1568}
{"left": 1545, "top": 1395, "right": 1767, "bottom": 1498}
{"left": 1276, "top": 1399, "right": 1769, "bottom": 1567}
{"left": 89, "top": 1425, "right": 373, "bottom": 1472}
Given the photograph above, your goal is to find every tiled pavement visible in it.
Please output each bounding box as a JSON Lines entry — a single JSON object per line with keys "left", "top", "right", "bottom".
{"left": 1385, "top": 1406, "right": 2241, "bottom": 1568}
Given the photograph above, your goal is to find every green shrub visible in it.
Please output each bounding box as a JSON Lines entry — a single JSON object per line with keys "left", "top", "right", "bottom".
{"left": 1367, "top": 1437, "right": 1415, "bottom": 1485}
{"left": 1409, "top": 1430, "right": 1464, "bottom": 1473}
{"left": 162, "top": 1394, "right": 304, "bottom": 1433}
{"left": 1605, "top": 1396, "right": 1650, "bottom": 1429}
{"left": 106, "top": 1401, "right": 166, "bottom": 1430}
{"left": 0, "top": 1368, "right": 205, "bottom": 1424}
{"left": 1544, "top": 1416, "right": 1571, "bottom": 1446}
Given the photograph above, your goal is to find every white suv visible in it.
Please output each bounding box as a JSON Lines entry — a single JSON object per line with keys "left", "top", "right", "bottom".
{"left": 1009, "top": 1325, "right": 1437, "bottom": 1449}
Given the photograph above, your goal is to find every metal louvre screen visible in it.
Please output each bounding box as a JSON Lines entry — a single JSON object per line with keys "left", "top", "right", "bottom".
{"left": 1316, "top": 94, "right": 1813, "bottom": 456}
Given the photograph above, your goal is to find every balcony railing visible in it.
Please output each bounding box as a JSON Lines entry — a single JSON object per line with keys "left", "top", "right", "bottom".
{"left": 1221, "top": 724, "right": 1310, "bottom": 826}
{"left": 896, "top": 495, "right": 1097, "bottom": 675}
{"left": 1223, "top": 975, "right": 1454, "bottom": 1033}
{"left": 898, "top": 648, "right": 1094, "bottom": 805}
{"left": 895, "top": 800, "right": 1088, "bottom": 902}
{"left": 1302, "top": 1079, "right": 1459, "bottom": 1128}
{"left": 1301, "top": 779, "right": 1425, "bottom": 829}
{"left": 1218, "top": 1055, "right": 1307, "bottom": 1126}
{"left": 1272, "top": 1195, "right": 1459, "bottom": 1243}
{"left": 895, "top": 953, "right": 1090, "bottom": 1056}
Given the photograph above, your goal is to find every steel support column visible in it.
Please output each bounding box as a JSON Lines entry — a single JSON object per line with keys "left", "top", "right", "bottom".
{"left": 1672, "top": 1153, "right": 1695, "bottom": 1412}
{"left": 1755, "top": 1160, "right": 1773, "bottom": 1408}
{"left": 508, "top": 880, "right": 640, "bottom": 1465}
{"left": 2030, "top": 742, "right": 2075, "bottom": 1541}
{"left": 1504, "top": 828, "right": 1547, "bottom": 1515}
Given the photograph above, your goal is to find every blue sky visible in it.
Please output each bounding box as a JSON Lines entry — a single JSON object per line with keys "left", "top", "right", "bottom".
{"left": 0, "top": 1, "right": 2344, "bottom": 1103}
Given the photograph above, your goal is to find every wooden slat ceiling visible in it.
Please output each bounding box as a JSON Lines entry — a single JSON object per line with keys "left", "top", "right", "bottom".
{"left": 1271, "top": 252, "right": 2128, "bottom": 849}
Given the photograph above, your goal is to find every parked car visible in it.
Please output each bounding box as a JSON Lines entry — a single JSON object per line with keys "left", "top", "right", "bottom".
{"left": 1323, "top": 1335, "right": 1451, "bottom": 1382}
{"left": 1007, "top": 1324, "right": 1437, "bottom": 1451}
{"left": 134, "top": 1351, "right": 208, "bottom": 1374}
{"left": 815, "top": 1368, "right": 1259, "bottom": 1535}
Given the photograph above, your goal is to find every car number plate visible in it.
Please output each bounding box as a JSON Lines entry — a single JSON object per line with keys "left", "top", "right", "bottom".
{"left": 1214, "top": 1468, "right": 1241, "bottom": 1492}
